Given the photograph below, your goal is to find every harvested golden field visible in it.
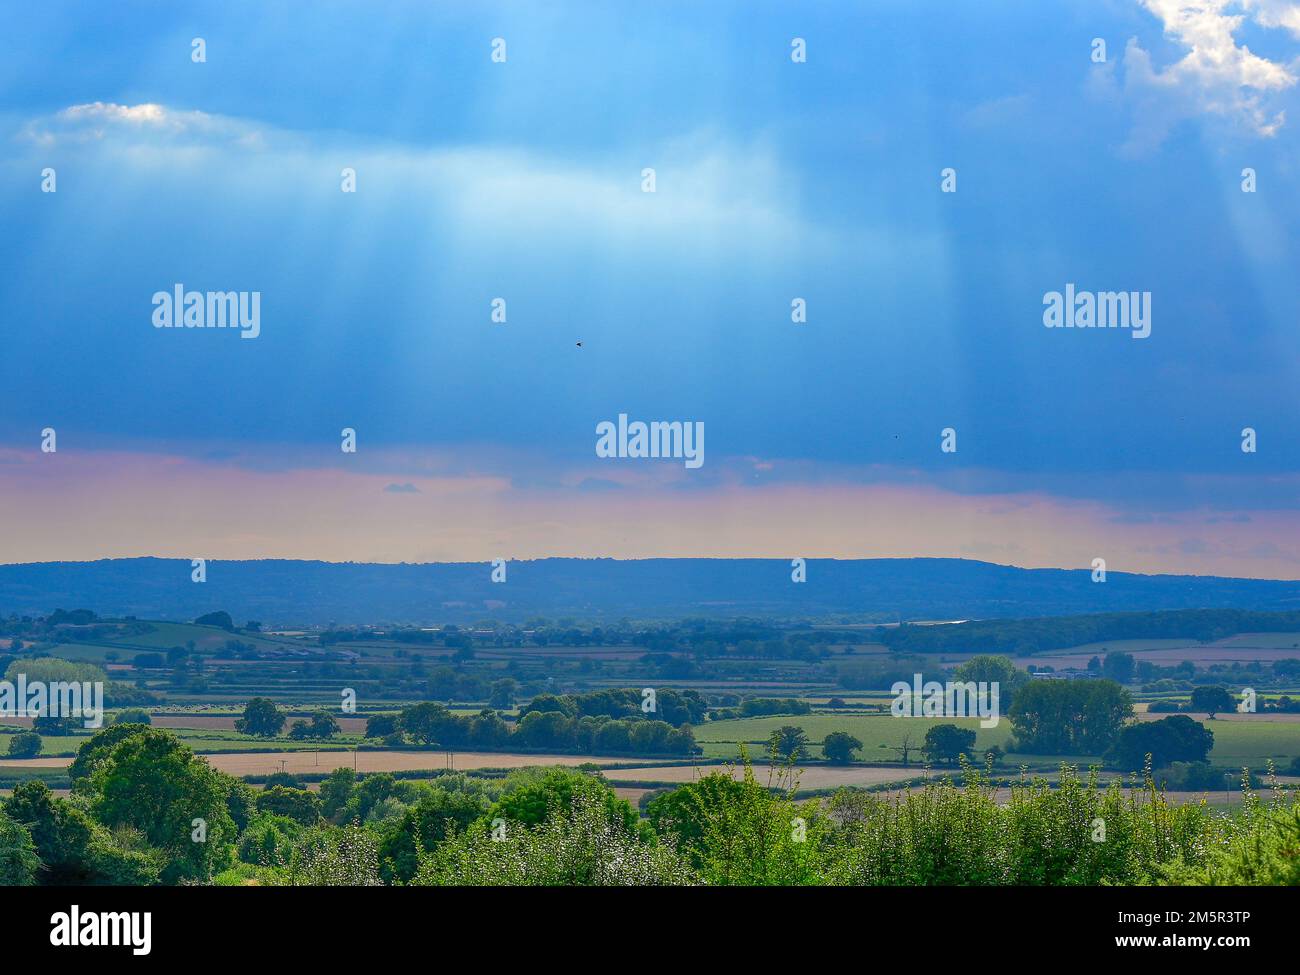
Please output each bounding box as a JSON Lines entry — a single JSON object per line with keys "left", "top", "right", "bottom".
{"left": 0, "top": 749, "right": 652, "bottom": 776}
{"left": 149, "top": 715, "right": 371, "bottom": 734}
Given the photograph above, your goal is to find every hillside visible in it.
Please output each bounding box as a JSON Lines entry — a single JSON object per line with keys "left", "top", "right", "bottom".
{"left": 2, "top": 557, "right": 1300, "bottom": 625}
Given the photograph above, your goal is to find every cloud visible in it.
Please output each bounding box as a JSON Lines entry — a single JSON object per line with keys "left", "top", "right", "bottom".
{"left": 383, "top": 483, "right": 421, "bottom": 493}
{"left": 1244, "top": 0, "right": 1300, "bottom": 37}
{"left": 13, "top": 101, "right": 859, "bottom": 265}
{"left": 65, "top": 102, "right": 167, "bottom": 124}
{"left": 19, "top": 101, "right": 266, "bottom": 149}
{"left": 2, "top": 445, "right": 1297, "bottom": 577}
{"left": 1114, "top": 0, "right": 1299, "bottom": 151}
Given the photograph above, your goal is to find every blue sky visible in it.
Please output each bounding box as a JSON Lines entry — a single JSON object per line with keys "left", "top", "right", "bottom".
{"left": 1, "top": 1, "right": 1299, "bottom": 574}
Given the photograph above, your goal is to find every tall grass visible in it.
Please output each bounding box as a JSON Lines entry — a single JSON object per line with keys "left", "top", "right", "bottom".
{"left": 294, "top": 753, "right": 1299, "bottom": 886}
{"left": 821, "top": 758, "right": 1229, "bottom": 885}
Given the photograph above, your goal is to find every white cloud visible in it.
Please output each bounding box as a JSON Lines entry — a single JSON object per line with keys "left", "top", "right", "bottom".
{"left": 19, "top": 101, "right": 266, "bottom": 149}
{"left": 1115, "top": 0, "right": 1299, "bottom": 150}
{"left": 1243, "top": 0, "right": 1300, "bottom": 37}
{"left": 13, "top": 101, "right": 935, "bottom": 269}
{"left": 64, "top": 102, "right": 168, "bottom": 124}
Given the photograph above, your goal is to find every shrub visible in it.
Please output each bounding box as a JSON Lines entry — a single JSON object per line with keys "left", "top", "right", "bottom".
{"left": 279, "top": 823, "right": 382, "bottom": 886}
{"left": 7, "top": 732, "right": 41, "bottom": 759}
{"left": 1162, "top": 791, "right": 1300, "bottom": 886}
{"left": 256, "top": 786, "right": 322, "bottom": 826}
{"left": 413, "top": 791, "right": 696, "bottom": 886}
{"left": 0, "top": 812, "right": 39, "bottom": 885}
{"left": 238, "top": 814, "right": 304, "bottom": 868}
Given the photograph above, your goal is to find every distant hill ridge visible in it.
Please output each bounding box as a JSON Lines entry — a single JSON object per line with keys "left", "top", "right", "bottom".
{"left": 2, "top": 557, "right": 1299, "bottom": 626}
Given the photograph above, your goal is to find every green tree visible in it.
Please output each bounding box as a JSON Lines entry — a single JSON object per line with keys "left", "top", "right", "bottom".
{"left": 1189, "top": 685, "right": 1235, "bottom": 719}
{"left": 262, "top": 771, "right": 302, "bottom": 790}
{"left": 86, "top": 728, "right": 236, "bottom": 882}
{"left": 114, "top": 708, "right": 152, "bottom": 725}
{"left": 237, "top": 813, "right": 302, "bottom": 868}
{"left": 4, "top": 658, "right": 106, "bottom": 684}
{"left": 491, "top": 767, "right": 639, "bottom": 834}
{"left": 922, "top": 724, "right": 976, "bottom": 766}
{"left": 308, "top": 711, "right": 341, "bottom": 738}
{"left": 319, "top": 767, "right": 357, "bottom": 821}
{"left": 234, "top": 698, "right": 285, "bottom": 738}
{"left": 1102, "top": 652, "right": 1136, "bottom": 685}
{"left": 0, "top": 812, "right": 39, "bottom": 886}
{"left": 1008, "top": 679, "right": 1132, "bottom": 755}
{"left": 7, "top": 731, "right": 41, "bottom": 759}
{"left": 255, "top": 786, "right": 322, "bottom": 825}
{"left": 5, "top": 780, "right": 162, "bottom": 885}
{"left": 193, "top": 610, "right": 235, "bottom": 631}
{"left": 488, "top": 678, "right": 519, "bottom": 709}
{"left": 689, "top": 754, "right": 826, "bottom": 885}
{"left": 364, "top": 714, "right": 398, "bottom": 739}
{"left": 347, "top": 772, "right": 399, "bottom": 824}
{"left": 952, "top": 655, "right": 1030, "bottom": 698}
{"left": 1079, "top": 680, "right": 1134, "bottom": 752}
{"left": 32, "top": 715, "right": 74, "bottom": 735}
{"left": 68, "top": 723, "right": 152, "bottom": 784}
{"left": 468, "top": 708, "right": 512, "bottom": 749}
{"left": 287, "top": 711, "right": 340, "bottom": 740}
{"left": 646, "top": 773, "right": 748, "bottom": 868}
{"left": 378, "top": 788, "right": 488, "bottom": 883}
{"left": 513, "top": 710, "right": 577, "bottom": 751}
{"left": 517, "top": 693, "right": 576, "bottom": 718}
{"left": 397, "top": 702, "right": 452, "bottom": 745}
{"left": 225, "top": 778, "right": 258, "bottom": 833}
{"left": 768, "top": 726, "right": 809, "bottom": 762}
{"left": 822, "top": 731, "right": 863, "bottom": 765}
{"left": 6, "top": 780, "right": 90, "bottom": 880}
{"left": 1107, "top": 715, "right": 1214, "bottom": 771}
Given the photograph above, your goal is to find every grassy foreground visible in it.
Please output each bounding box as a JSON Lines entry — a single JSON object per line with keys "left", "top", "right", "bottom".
{"left": 4, "top": 724, "right": 1298, "bottom": 887}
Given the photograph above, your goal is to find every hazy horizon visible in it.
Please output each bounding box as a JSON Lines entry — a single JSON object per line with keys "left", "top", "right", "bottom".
{"left": 1, "top": 551, "right": 1299, "bottom": 584}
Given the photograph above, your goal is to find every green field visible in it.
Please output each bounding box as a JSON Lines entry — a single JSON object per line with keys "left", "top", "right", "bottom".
{"left": 697, "top": 712, "right": 1300, "bottom": 768}
{"left": 0, "top": 733, "right": 87, "bottom": 757}
{"left": 0, "top": 727, "right": 360, "bottom": 759}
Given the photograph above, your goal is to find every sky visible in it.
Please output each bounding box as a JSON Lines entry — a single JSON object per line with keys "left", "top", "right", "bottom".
{"left": 1, "top": 0, "right": 1299, "bottom": 577}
